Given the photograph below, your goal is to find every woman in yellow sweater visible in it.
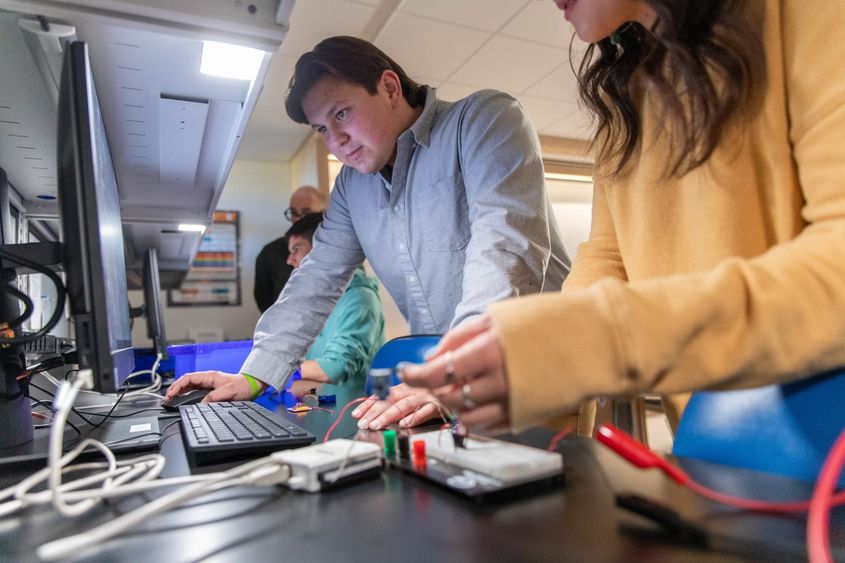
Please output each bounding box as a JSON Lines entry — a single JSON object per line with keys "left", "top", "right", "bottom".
{"left": 367, "top": 0, "right": 845, "bottom": 434}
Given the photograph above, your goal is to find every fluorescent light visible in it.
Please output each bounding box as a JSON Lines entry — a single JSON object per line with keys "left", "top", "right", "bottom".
{"left": 178, "top": 223, "right": 207, "bottom": 233}
{"left": 544, "top": 172, "right": 594, "bottom": 183}
{"left": 200, "top": 41, "right": 265, "bottom": 81}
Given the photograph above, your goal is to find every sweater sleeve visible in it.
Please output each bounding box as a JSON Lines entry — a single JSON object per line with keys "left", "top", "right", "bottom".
{"left": 490, "top": 0, "right": 845, "bottom": 431}
{"left": 563, "top": 179, "right": 628, "bottom": 291}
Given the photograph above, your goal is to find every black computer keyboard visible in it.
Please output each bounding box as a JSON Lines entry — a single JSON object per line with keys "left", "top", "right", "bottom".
{"left": 178, "top": 401, "right": 315, "bottom": 466}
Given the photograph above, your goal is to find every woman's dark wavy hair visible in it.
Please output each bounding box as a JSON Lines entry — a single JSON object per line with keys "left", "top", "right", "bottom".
{"left": 577, "top": 0, "right": 766, "bottom": 177}
{"left": 285, "top": 36, "right": 427, "bottom": 125}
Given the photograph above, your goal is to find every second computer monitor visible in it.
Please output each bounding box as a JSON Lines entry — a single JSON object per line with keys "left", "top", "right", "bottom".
{"left": 143, "top": 248, "right": 168, "bottom": 360}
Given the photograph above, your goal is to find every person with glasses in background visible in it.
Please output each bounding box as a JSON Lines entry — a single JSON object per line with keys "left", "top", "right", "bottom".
{"left": 253, "top": 185, "right": 327, "bottom": 313}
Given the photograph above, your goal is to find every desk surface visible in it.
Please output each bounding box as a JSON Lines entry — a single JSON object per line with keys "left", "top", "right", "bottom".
{"left": 0, "top": 384, "right": 842, "bottom": 562}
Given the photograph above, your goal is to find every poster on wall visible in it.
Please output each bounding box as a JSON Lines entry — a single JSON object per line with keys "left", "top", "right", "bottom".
{"left": 168, "top": 210, "right": 242, "bottom": 307}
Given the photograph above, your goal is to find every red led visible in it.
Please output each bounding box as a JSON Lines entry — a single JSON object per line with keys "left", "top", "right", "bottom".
{"left": 412, "top": 440, "right": 427, "bottom": 469}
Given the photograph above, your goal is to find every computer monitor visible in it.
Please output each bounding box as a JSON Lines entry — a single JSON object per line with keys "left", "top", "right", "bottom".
{"left": 57, "top": 41, "right": 134, "bottom": 393}
{"left": 143, "top": 248, "right": 168, "bottom": 360}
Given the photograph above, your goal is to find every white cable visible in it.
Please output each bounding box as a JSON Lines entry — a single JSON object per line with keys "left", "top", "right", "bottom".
{"left": 123, "top": 354, "right": 163, "bottom": 399}
{"left": 0, "top": 371, "right": 170, "bottom": 520}
{"left": 37, "top": 456, "right": 291, "bottom": 561}
{"left": 41, "top": 354, "right": 163, "bottom": 404}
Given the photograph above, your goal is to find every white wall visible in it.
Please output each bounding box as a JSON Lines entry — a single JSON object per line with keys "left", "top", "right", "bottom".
{"left": 130, "top": 159, "right": 293, "bottom": 346}
{"left": 290, "top": 134, "right": 319, "bottom": 189}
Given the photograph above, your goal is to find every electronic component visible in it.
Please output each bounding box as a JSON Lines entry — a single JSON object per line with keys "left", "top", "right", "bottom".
{"left": 276, "top": 439, "right": 382, "bottom": 492}
{"left": 420, "top": 430, "right": 562, "bottom": 481}
{"left": 398, "top": 432, "right": 410, "bottom": 460}
{"left": 385, "top": 429, "right": 565, "bottom": 500}
{"left": 287, "top": 403, "right": 313, "bottom": 413}
{"left": 366, "top": 368, "right": 394, "bottom": 399}
{"left": 412, "top": 439, "right": 427, "bottom": 470}
{"left": 383, "top": 429, "right": 396, "bottom": 456}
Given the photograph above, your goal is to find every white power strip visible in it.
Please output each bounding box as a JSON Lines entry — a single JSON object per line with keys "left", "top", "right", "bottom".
{"left": 274, "top": 439, "right": 382, "bottom": 493}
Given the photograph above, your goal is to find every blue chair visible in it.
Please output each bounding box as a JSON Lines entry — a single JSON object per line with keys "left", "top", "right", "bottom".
{"left": 672, "top": 367, "right": 845, "bottom": 487}
{"left": 365, "top": 334, "right": 441, "bottom": 394}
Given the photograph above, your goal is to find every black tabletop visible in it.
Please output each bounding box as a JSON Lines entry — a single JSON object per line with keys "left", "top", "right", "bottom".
{"left": 0, "top": 383, "right": 842, "bottom": 562}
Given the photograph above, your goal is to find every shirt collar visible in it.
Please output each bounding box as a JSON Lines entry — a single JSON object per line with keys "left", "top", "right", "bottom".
{"left": 403, "top": 86, "right": 438, "bottom": 148}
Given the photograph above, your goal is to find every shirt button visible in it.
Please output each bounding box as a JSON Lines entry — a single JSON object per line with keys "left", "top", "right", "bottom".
{"left": 398, "top": 243, "right": 406, "bottom": 251}
{"left": 393, "top": 204, "right": 401, "bottom": 212}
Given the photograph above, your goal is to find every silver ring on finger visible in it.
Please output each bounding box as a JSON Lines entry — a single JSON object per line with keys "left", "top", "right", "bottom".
{"left": 444, "top": 350, "right": 456, "bottom": 385}
{"left": 461, "top": 383, "right": 477, "bottom": 410}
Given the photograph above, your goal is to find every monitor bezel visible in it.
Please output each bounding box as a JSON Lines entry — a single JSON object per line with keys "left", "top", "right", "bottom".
{"left": 57, "top": 41, "right": 134, "bottom": 393}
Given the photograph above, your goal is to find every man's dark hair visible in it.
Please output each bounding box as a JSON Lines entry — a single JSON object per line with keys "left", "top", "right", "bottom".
{"left": 285, "top": 212, "right": 323, "bottom": 243}
{"left": 285, "top": 36, "right": 427, "bottom": 124}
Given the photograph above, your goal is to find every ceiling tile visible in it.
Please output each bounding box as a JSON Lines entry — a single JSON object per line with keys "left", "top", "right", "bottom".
{"left": 525, "top": 63, "right": 580, "bottom": 102}
{"left": 248, "top": 54, "right": 298, "bottom": 125}
{"left": 435, "top": 82, "right": 483, "bottom": 102}
{"left": 280, "top": 0, "right": 375, "bottom": 57}
{"left": 376, "top": 13, "right": 490, "bottom": 82}
{"left": 238, "top": 122, "right": 311, "bottom": 162}
{"left": 517, "top": 94, "right": 569, "bottom": 130}
{"left": 450, "top": 35, "right": 566, "bottom": 94}
{"left": 539, "top": 101, "right": 594, "bottom": 140}
{"left": 399, "top": 0, "right": 528, "bottom": 31}
{"left": 501, "top": 0, "right": 574, "bottom": 48}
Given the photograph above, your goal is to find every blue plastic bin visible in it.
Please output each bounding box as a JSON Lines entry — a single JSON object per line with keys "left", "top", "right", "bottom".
{"left": 168, "top": 340, "right": 255, "bottom": 378}
{"left": 168, "top": 340, "right": 300, "bottom": 391}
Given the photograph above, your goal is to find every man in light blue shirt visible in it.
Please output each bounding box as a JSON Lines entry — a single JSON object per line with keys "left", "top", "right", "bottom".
{"left": 166, "top": 36, "right": 569, "bottom": 405}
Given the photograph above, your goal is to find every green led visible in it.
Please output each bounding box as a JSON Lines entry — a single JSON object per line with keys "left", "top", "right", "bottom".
{"left": 383, "top": 429, "right": 397, "bottom": 456}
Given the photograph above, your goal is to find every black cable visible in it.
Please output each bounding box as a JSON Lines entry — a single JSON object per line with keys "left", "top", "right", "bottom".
{"left": 74, "top": 407, "right": 164, "bottom": 420}
{"left": 29, "top": 381, "right": 129, "bottom": 428}
{"left": 158, "top": 419, "right": 181, "bottom": 446}
{"left": 2, "top": 282, "right": 33, "bottom": 328}
{"left": 0, "top": 247, "right": 66, "bottom": 344}
{"left": 16, "top": 354, "right": 69, "bottom": 381}
{"left": 29, "top": 397, "right": 83, "bottom": 438}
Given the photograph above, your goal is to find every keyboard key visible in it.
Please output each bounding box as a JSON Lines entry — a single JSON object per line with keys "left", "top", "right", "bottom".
{"left": 178, "top": 402, "right": 315, "bottom": 466}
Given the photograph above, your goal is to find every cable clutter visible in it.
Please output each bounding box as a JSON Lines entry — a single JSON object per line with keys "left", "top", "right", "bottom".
{"left": 0, "top": 369, "right": 383, "bottom": 561}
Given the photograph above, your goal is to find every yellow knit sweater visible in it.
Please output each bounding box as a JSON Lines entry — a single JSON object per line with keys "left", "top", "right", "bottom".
{"left": 490, "top": 0, "right": 845, "bottom": 432}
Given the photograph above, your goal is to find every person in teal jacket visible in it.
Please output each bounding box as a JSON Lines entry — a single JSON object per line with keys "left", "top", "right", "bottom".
{"left": 285, "top": 213, "right": 384, "bottom": 390}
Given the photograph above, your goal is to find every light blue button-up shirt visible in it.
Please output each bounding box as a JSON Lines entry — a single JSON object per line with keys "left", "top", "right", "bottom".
{"left": 242, "top": 88, "right": 570, "bottom": 390}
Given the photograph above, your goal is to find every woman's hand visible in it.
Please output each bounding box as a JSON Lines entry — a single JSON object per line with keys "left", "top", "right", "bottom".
{"left": 399, "top": 314, "right": 510, "bottom": 431}
{"left": 351, "top": 383, "right": 443, "bottom": 430}
{"left": 164, "top": 371, "right": 256, "bottom": 403}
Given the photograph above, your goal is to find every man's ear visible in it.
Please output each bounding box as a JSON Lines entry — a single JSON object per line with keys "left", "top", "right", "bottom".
{"left": 380, "top": 69, "right": 403, "bottom": 107}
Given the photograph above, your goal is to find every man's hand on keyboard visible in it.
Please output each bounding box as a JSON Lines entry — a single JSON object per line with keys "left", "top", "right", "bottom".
{"left": 165, "top": 371, "right": 255, "bottom": 403}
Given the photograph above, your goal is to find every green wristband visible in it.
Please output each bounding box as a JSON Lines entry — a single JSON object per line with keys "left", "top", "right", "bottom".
{"left": 241, "top": 373, "right": 261, "bottom": 399}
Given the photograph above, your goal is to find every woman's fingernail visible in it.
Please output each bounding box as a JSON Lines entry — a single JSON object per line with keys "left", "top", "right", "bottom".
{"left": 370, "top": 420, "right": 382, "bottom": 430}
{"left": 351, "top": 408, "right": 361, "bottom": 417}
{"left": 358, "top": 419, "right": 369, "bottom": 429}
{"left": 399, "top": 418, "right": 410, "bottom": 428}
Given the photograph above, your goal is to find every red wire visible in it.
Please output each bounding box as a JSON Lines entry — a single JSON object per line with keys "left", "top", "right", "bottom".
{"left": 596, "top": 424, "right": 845, "bottom": 513}
{"left": 807, "top": 428, "right": 845, "bottom": 563}
{"left": 547, "top": 426, "right": 573, "bottom": 451}
{"left": 685, "top": 478, "right": 845, "bottom": 513}
{"left": 322, "top": 397, "right": 367, "bottom": 443}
